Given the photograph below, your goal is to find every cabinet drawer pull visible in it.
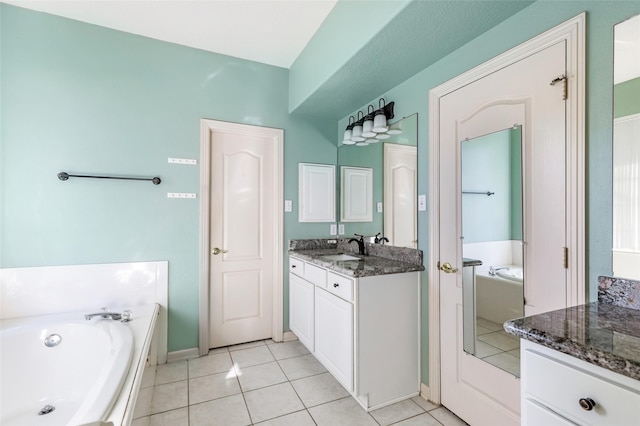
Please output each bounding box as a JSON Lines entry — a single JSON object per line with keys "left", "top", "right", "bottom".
{"left": 333, "top": 283, "right": 339, "bottom": 288}
{"left": 579, "top": 397, "right": 596, "bottom": 411}
{"left": 292, "top": 265, "right": 296, "bottom": 268}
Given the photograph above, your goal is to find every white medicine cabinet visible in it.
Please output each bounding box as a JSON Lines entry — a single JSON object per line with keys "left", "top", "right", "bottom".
{"left": 340, "top": 166, "right": 373, "bottom": 222}
{"left": 298, "top": 163, "right": 336, "bottom": 222}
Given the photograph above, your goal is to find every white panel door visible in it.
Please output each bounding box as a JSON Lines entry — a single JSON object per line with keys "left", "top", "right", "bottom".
{"left": 439, "top": 41, "right": 567, "bottom": 425}
{"left": 383, "top": 144, "right": 417, "bottom": 248}
{"left": 209, "top": 127, "right": 277, "bottom": 348}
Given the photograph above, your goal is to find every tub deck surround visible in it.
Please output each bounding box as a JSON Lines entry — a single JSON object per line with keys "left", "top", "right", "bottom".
{"left": 463, "top": 257, "right": 483, "bottom": 267}
{"left": 0, "top": 303, "right": 159, "bottom": 426}
{"left": 289, "top": 239, "right": 424, "bottom": 278}
{"left": 504, "top": 276, "right": 640, "bottom": 381}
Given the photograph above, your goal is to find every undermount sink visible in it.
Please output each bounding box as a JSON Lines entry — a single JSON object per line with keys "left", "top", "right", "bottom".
{"left": 320, "top": 254, "right": 361, "bottom": 261}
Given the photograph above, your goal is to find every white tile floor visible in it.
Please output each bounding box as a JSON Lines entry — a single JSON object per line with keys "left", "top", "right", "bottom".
{"left": 475, "top": 317, "right": 521, "bottom": 376}
{"left": 132, "top": 339, "right": 468, "bottom": 426}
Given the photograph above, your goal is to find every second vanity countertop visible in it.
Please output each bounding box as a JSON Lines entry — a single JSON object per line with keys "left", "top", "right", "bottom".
{"left": 505, "top": 300, "right": 640, "bottom": 381}
{"left": 289, "top": 248, "right": 425, "bottom": 278}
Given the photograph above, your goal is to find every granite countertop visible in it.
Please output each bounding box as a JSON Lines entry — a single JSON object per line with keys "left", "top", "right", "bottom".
{"left": 504, "top": 276, "right": 640, "bottom": 381}
{"left": 289, "top": 248, "right": 424, "bottom": 278}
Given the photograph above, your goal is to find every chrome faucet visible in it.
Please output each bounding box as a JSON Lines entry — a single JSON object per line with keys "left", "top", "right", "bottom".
{"left": 85, "top": 307, "right": 132, "bottom": 322}
{"left": 488, "top": 266, "right": 508, "bottom": 276}
{"left": 348, "top": 234, "right": 367, "bottom": 255}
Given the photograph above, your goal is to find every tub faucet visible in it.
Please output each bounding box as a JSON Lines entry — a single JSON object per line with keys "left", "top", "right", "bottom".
{"left": 488, "top": 266, "right": 508, "bottom": 276}
{"left": 348, "top": 234, "right": 367, "bottom": 255}
{"left": 85, "top": 307, "right": 123, "bottom": 321}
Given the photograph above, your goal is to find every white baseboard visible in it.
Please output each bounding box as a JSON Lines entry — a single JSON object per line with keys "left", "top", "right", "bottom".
{"left": 167, "top": 347, "right": 199, "bottom": 363}
{"left": 420, "top": 382, "right": 431, "bottom": 402}
{"left": 169, "top": 332, "right": 297, "bottom": 363}
{"left": 282, "top": 331, "right": 298, "bottom": 342}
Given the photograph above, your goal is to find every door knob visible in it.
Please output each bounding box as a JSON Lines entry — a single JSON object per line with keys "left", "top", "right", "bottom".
{"left": 212, "top": 247, "right": 228, "bottom": 255}
{"left": 438, "top": 262, "right": 458, "bottom": 274}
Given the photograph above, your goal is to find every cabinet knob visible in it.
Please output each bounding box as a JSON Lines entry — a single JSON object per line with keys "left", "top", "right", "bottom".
{"left": 292, "top": 265, "right": 297, "bottom": 268}
{"left": 579, "top": 397, "right": 596, "bottom": 411}
{"left": 333, "top": 283, "right": 339, "bottom": 288}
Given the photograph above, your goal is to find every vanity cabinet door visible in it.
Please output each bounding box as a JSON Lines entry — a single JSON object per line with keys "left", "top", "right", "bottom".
{"left": 314, "top": 286, "right": 354, "bottom": 392}
{"left": 289, "top": 273, "right": 314, "bottom": 352}
{"left": 298, "top": 163, "right": 335, "bottom": 222}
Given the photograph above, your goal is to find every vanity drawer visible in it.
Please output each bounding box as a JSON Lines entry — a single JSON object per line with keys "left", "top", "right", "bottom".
{"left": 327, "top": 272, "right": 354, "bottom": 302}
{"left": 304, "top": 262, "right": 327, "bottom": 287}
{"left": 524, "top": 348, "right": 640, "bottom": 425}
{"left": 290, "top": 257, "right": 305, "bottom": 276}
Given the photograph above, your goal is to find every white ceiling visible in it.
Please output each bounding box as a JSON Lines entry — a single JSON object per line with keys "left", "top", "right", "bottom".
{"left": 2, "top": 0, "right": 338, "bottom": 68}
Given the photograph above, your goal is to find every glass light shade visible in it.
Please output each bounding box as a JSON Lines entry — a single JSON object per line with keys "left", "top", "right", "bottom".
{"left": 362, "top": 118, "right": 376, "bottom": 137}
{"left": 343, "top": 128, "right": 352, "bottom": 142}
{"left": 372, "top": 111, "right": 388, "bottom": 133}
{"left": 375, "top": 132, "right": 390, "bottom": 140}
{"left": 351, "top": 123, "right": 365, "bottom": 142}
{"left": 387, "top": 122, "right": 402, "bottom": 135}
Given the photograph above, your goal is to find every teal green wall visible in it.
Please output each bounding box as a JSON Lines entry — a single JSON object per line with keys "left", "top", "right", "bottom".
{"left": 337, "top": 1, "right": 640, "bottom": 383}
{"left": 289, "top": 0, "right": 411, "bottom": 114}
{"left": 461, "top": 130, "right": 514, "bottom": 243}
{"left": 0, "top": 4, "right": 335, "bottom": 351}
{"left": 614, "top": 77, "right": 640, "bottom": 118}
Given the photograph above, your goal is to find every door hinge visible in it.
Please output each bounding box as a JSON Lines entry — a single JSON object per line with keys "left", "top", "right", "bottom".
{"left": 550, "top": 75, "right": 568, "bottom": 100}
{"left": 563, "top": 246, "right": 569, "bottom": 269}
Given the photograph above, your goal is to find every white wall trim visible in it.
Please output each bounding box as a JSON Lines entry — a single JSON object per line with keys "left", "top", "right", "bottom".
{"left": 199, "top": 119, "right": 284, "bottom": 356}
{"left": 167, "top": 347, "right": 200, "bottom": 363}
{"left": 420, "top": 383, "right": 431, "bottom": 402}
{"left": 428, "top": 13, "right": 585, "bottom": 405}
{"left": 282, "top": 331, "right": 298, "bottom": 342}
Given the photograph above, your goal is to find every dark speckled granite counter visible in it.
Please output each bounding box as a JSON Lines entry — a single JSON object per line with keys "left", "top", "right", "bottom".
{"left": 289, "top": 238, "right": 424, "bottom": 278}
{"left": 505, "top": 276, "right": 640, "bottom": 381}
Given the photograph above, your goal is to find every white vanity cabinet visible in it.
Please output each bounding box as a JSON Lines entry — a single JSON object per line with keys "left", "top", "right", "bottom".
{"left": 521, "top": 340, "right": 640, "bottom": 425}
{"left": 315, "top": 284, "right": 354, "bottom": 391}
{"left": 288, "top": 254, "right": 420, "bottom": 411}
{"left": 288, "top": 257, "right": 325, "bottom": 352}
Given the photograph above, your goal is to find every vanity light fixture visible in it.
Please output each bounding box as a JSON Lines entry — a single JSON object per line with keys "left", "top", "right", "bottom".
{"left": 341, "top": 98, "right": 398, "bottom": 146}
{"left": 362, "top": 105, "right": 376, "bottom": 137}
{"left": 372, "top": 98, "right": 389, "bottom": 133}
{"left": 351, "top": 111, "right": 366, "bottom": 142}
{"left": 342, "top": 116, "right": 356, "bottom": 145}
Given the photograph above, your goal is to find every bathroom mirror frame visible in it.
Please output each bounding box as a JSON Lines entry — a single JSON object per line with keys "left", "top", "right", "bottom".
{"left": 612, "top": 13, "right": 640, "bottom": 280}
{"left": 460, "top": 126, "right": 524, "bottom": 378}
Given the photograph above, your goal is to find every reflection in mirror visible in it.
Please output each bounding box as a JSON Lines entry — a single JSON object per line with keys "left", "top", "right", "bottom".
{"left": 613, "top": 14, "right": 640, "bottom": 280}
{"left": 337, "top": 114, "right": 418, "bottom": 246}
{"left": 461, "top": 126, "right": 524, "bottom": 377}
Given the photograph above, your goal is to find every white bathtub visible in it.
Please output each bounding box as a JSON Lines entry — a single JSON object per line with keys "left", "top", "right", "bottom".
{"left": 476, "top": 267, "right": 524, "bottom": 324}
{"left": 0, "top": 304, "right": 158, "bottom": 426}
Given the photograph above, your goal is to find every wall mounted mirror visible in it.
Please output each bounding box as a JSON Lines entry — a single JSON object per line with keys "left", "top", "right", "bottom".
{"left": 337, "top": 114, "right": 418, "bottom": 247}
{"left": 461, "top": 126, "right": 524, "bottom": 377}
{"left": 613, "top": 14, "right": 640, "bottom": 280}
